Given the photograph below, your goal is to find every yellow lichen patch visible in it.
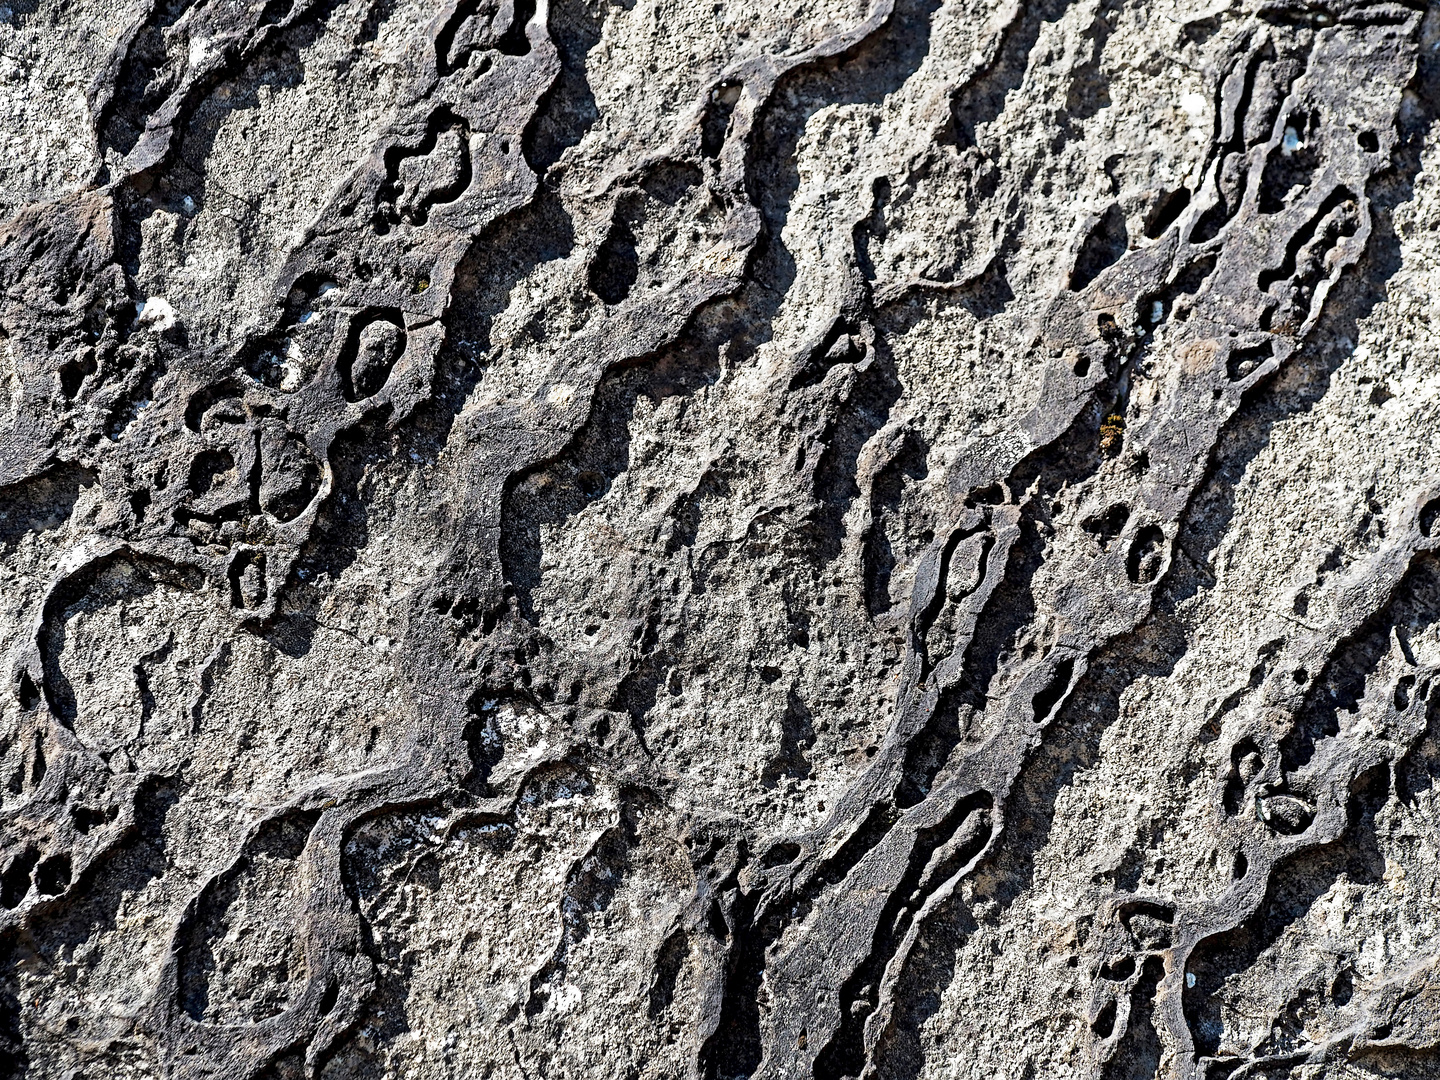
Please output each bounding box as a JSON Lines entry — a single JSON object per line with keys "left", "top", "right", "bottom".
{"left": 1100, "top": 412, "right": 1125, "bottom": 454}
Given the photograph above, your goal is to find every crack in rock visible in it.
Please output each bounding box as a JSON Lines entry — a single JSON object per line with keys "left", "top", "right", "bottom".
{"left": 1, "top": 0, "right": 1440, "bottom": 1077}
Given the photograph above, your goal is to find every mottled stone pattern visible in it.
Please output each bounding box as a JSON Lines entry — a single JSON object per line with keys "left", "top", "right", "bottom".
{"left": 1, "top": 0, "right": 1439, "bottom": 1078}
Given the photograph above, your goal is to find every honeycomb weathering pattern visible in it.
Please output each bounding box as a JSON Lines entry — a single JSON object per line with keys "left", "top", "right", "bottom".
{"left": 1, "top": 0, "right": 1439, "bottom": 1077}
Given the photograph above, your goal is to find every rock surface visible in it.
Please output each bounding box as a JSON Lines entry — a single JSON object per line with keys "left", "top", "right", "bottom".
{"left": 2, "top": 1, "right": 1440, "bottom": 1078}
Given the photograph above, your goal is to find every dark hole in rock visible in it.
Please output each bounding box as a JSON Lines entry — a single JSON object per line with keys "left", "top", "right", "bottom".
{"left": 189, "top": 449, "right": 235, "bottom": 497}
{"left": 1227, "top": 339, "right": 1274, "bottom": 381}
{"left": 340, "top": 311, "right": 406, "bottom": 402}
{"left": 260, "top": 439, "right": 320, "bottom": 523}
{"left": 1419, "top": 497, "right": 1440, "bottom": 538}
{"left": 350, "top": 320, "right": 405, "bottom": 399}
{"left": 1082, "top": 504, "right": 1130, "bottom": 551}
{"left": 964, "top": 483, "right": 1005, "bottom": 509}
{"left": 1258, "top": 793, "right": 1314, "bottom": 835}
{"left": 1092, "top": 999, "right": 1116, "bottom": 1037}
{"left": 34, "top": 854, "right": 70, "bottom": 895}
{"left": 0, "top": 847, "right": 39, "bottom": 908}
{"left": 1119, "top": 901, "right": 1173, "bottom": 950}
{"left": 58, "top": 352, "right": 97, "bottom": 399}
{"left": 1099, "top": 955, "right": 1136, "bottom": 981}
{"left": 1144, "top": 186, "right": 1190, "bottom": 238}
{"left": 759, "top": 842, "right": 801, "bottom": 870}
{"left": 17, "top": 672, "right": 40, "bottom": 712}
{"left": 1127, "top": 525, "right": 1166, "bottom": 584}
{"left": 576, "top": 469, "right": 606, "bottom": 497}
{"left": 1031, "top": 658, "right": 1075, "bottom": 724}
{"left": 229, "top": 550, "right": 268, "bottom": 609}
{"left": 1070, "top": 204, "right": 1129, "bottom": 291}
{"left": 589, "top": 219, "right": 639, "bottom": 305}
{"left": 702, "top": 83, "right": 741, "bottom": 158}
{"left": 1332, "top": 968, "right": 1354, "bottom": 1006}
{"left": 461, "top": 706, "right": 504, "bottom": 794}
{"left": 1259, "top": 110, "right": 1320, "bottom": 213}
{"left": 71, "top": 804, "right": 115, "bottom": 834}
{"left": 1395, "top": 674, "right": 1414, "bottom": 711}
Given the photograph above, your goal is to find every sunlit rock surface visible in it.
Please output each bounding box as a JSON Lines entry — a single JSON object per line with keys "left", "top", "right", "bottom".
{"left": 2, "top": 1, "right": 1440, "bottom": 1077}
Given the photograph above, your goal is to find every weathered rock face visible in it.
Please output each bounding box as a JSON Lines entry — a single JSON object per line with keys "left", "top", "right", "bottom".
{"left": 2, "top": 0, "right": 1440, "bottom": 1077}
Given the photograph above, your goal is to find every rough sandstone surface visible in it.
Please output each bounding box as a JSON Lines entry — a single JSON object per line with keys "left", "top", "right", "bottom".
{"left": 1, "top": 1, "right": 1440, "bottom": 1078}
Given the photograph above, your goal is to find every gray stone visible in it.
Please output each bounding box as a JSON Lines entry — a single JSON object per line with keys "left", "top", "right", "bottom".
{"left": 2, "top": 1, "right": 1440, "bottom": 1078}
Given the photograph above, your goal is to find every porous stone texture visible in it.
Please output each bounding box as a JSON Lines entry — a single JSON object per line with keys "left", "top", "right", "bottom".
{"left": 1, "top": 1, "right": 1440, "bottom": 1078}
